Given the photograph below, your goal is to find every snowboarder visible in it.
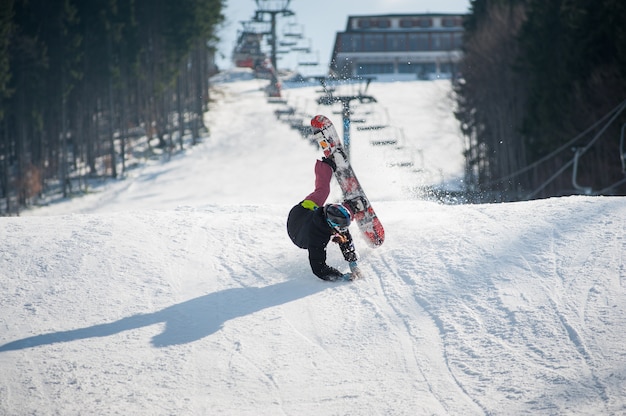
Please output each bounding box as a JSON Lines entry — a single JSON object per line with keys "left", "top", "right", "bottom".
{"left": 287, "top": 157, "right": 362, "bottom": 281}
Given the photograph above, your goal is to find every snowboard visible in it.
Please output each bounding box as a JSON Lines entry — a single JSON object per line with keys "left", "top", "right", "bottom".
{"left": 311, "top": 114, "right": 385, "bottom": 248}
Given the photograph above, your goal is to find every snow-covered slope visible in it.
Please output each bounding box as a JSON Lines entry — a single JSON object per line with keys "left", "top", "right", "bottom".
{"left": 1, "top": 77, "right": 625, "bottom": 415}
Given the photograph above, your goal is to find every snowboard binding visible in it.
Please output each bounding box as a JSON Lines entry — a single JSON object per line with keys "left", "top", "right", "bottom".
{"left": 345, "top": 196, "right": 368, "bottom": 214}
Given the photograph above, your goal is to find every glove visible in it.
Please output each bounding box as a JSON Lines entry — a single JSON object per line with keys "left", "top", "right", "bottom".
{"left": 332, "top": 232, "right": 348, "bottom": 244}
{"left": 321, "top": 156, "right": 336, "bottom": 172}
{"left": 343, "top": 249, "right": 358, "bottom": 263}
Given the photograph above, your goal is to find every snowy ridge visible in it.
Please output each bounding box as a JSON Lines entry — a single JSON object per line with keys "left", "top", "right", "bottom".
{"left": 1, "top": 78, "right": 626, "bottom": 415}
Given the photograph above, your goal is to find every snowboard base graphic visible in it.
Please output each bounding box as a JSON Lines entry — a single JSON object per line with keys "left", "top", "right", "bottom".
{"left": 311, "top": 115, "right": 385, "bottom": 248}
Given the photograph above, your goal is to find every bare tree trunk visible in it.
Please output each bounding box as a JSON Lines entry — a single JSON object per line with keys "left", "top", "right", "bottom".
{"left": 177, "top": 71, "right": 184, "bottom": 150}
{"left": 107, "top": 33, "right": 117, "bottom": 179}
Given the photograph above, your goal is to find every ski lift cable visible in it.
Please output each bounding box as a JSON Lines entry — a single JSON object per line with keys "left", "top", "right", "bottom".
{"left": 483, "top": 98, "right": 626, "bottom": 188}
{"left": 596, "top": 176, "right": 626, "bottom": 194}
{"left": 579, "top": 99, "right": 626, "bottom": 153}
{"left": 525, "top": 99, "right": 626, "bottom": 199}
{"left": 620, "top": 122, "right": 626, "bottom": 171}
{"left": 525, "top": 157, "right": 575, "bottom": 200}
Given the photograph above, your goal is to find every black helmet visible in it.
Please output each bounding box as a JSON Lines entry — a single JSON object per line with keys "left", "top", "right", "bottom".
{"left": 324, "top": 203, "right": 352, "bottom": 231}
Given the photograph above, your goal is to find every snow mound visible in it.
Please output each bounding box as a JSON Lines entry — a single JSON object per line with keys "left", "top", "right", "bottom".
{"left": 1, "top": 197, "right": 626, "bottom": 415}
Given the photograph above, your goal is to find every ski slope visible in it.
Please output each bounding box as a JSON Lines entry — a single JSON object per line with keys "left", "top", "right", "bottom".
{"left": 1, "top": 74, "right": 626, "bottom": 415}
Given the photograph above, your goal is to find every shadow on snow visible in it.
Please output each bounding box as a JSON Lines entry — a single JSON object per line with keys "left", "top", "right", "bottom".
{"left": 0, "top": 279, "right": 326, "bottom": 351}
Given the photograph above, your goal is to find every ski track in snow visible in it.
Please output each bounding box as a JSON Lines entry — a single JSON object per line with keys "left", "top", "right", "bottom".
{"left": 1, "top": 75, "right": 626, "bottom": 415}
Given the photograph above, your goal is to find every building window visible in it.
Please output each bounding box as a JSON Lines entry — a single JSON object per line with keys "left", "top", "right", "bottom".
{"left": 377, "top": 19, "right": 391, "bottom": 28}
{"left": 453, "top": 32, "right": 463, "bottom": 49}
{"left": 398, "top": 62, "right": 437, "bottom": 78}
{"left": 417, "top": 18, "right": 433, "bottom": 28}
{"left": 438, "top": 33, "right": 453, "bottom": 50}
{"left": 397, "top": 63, "right": 415, "bottom": 73}
{"left": 357, "top": 63, "right": 394, "bottom": 75}
{"left": 363, "top": 33, "right": 385, "bottom": 52}
{"left": 440, "top": 62, "right": 454, "bottom": 73}
{"left": 399, "top": 18, "right": 414, "bottom": 28}
{"left": 408, "top": 33, "right": 430, "bottom": 51}
{"left": 339, "top": 33, "right": 363, "bottom": 52}
{"left": 442, "top": 17, "right": 462, "bottom": 28}
{"left": 385, "top": 34, "right": 407, "bottom": 51}
{"left": 339, "top": 34, "right": 351, "bottom": 52}
{"left": 431, "top": 33, "right": 442, "bottom": 50}
{"left": 357, "top": 18, "right": 391, "bottom": 29}
{"left": 424, "top": 33, "right": 456, "bottom": 51}
{"left": 399, "top": 17, "right": 433, "bottom": 28}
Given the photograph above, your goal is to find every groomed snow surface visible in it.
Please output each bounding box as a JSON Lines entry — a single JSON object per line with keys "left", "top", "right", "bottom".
{"left": 2, "top": 73, "right": 626, "bottom": 415}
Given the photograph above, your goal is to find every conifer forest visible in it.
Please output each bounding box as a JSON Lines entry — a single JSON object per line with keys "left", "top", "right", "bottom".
{"left": 456, "top": 0, "right": 626, "bottom": 201}
{"left": 1, "top": 0, "right": 625, "bottom": 213}
{"left": 0, "top": 0, "right": 224, "bottom": 214}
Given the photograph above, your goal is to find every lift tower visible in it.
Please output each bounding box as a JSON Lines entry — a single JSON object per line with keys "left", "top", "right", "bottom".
{"left": 316, "top": 77, "right": 377, "bottom": 160}
{"left": 254, "top": 0, "right": 294, "bottom": 95}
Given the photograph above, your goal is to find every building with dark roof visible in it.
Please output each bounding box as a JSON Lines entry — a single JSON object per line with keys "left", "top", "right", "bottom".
{"left": 329, "top": 14, "right": 464, "bottom": 80}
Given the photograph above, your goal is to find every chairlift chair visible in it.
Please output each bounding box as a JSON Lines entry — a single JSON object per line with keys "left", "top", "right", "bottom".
{"left": 298, "top": 50, "right": 319, "bottom": 67}
{"left": 291, "top": 38, "right": 312, "bottom": 53}
{"left": 283, "top": 22, "right": 304, "bottom": 38}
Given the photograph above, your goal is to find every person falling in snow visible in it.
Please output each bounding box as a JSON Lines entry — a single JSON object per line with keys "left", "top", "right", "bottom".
{"left": 287, "top": 157, "right": 362, "bottom": 281}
